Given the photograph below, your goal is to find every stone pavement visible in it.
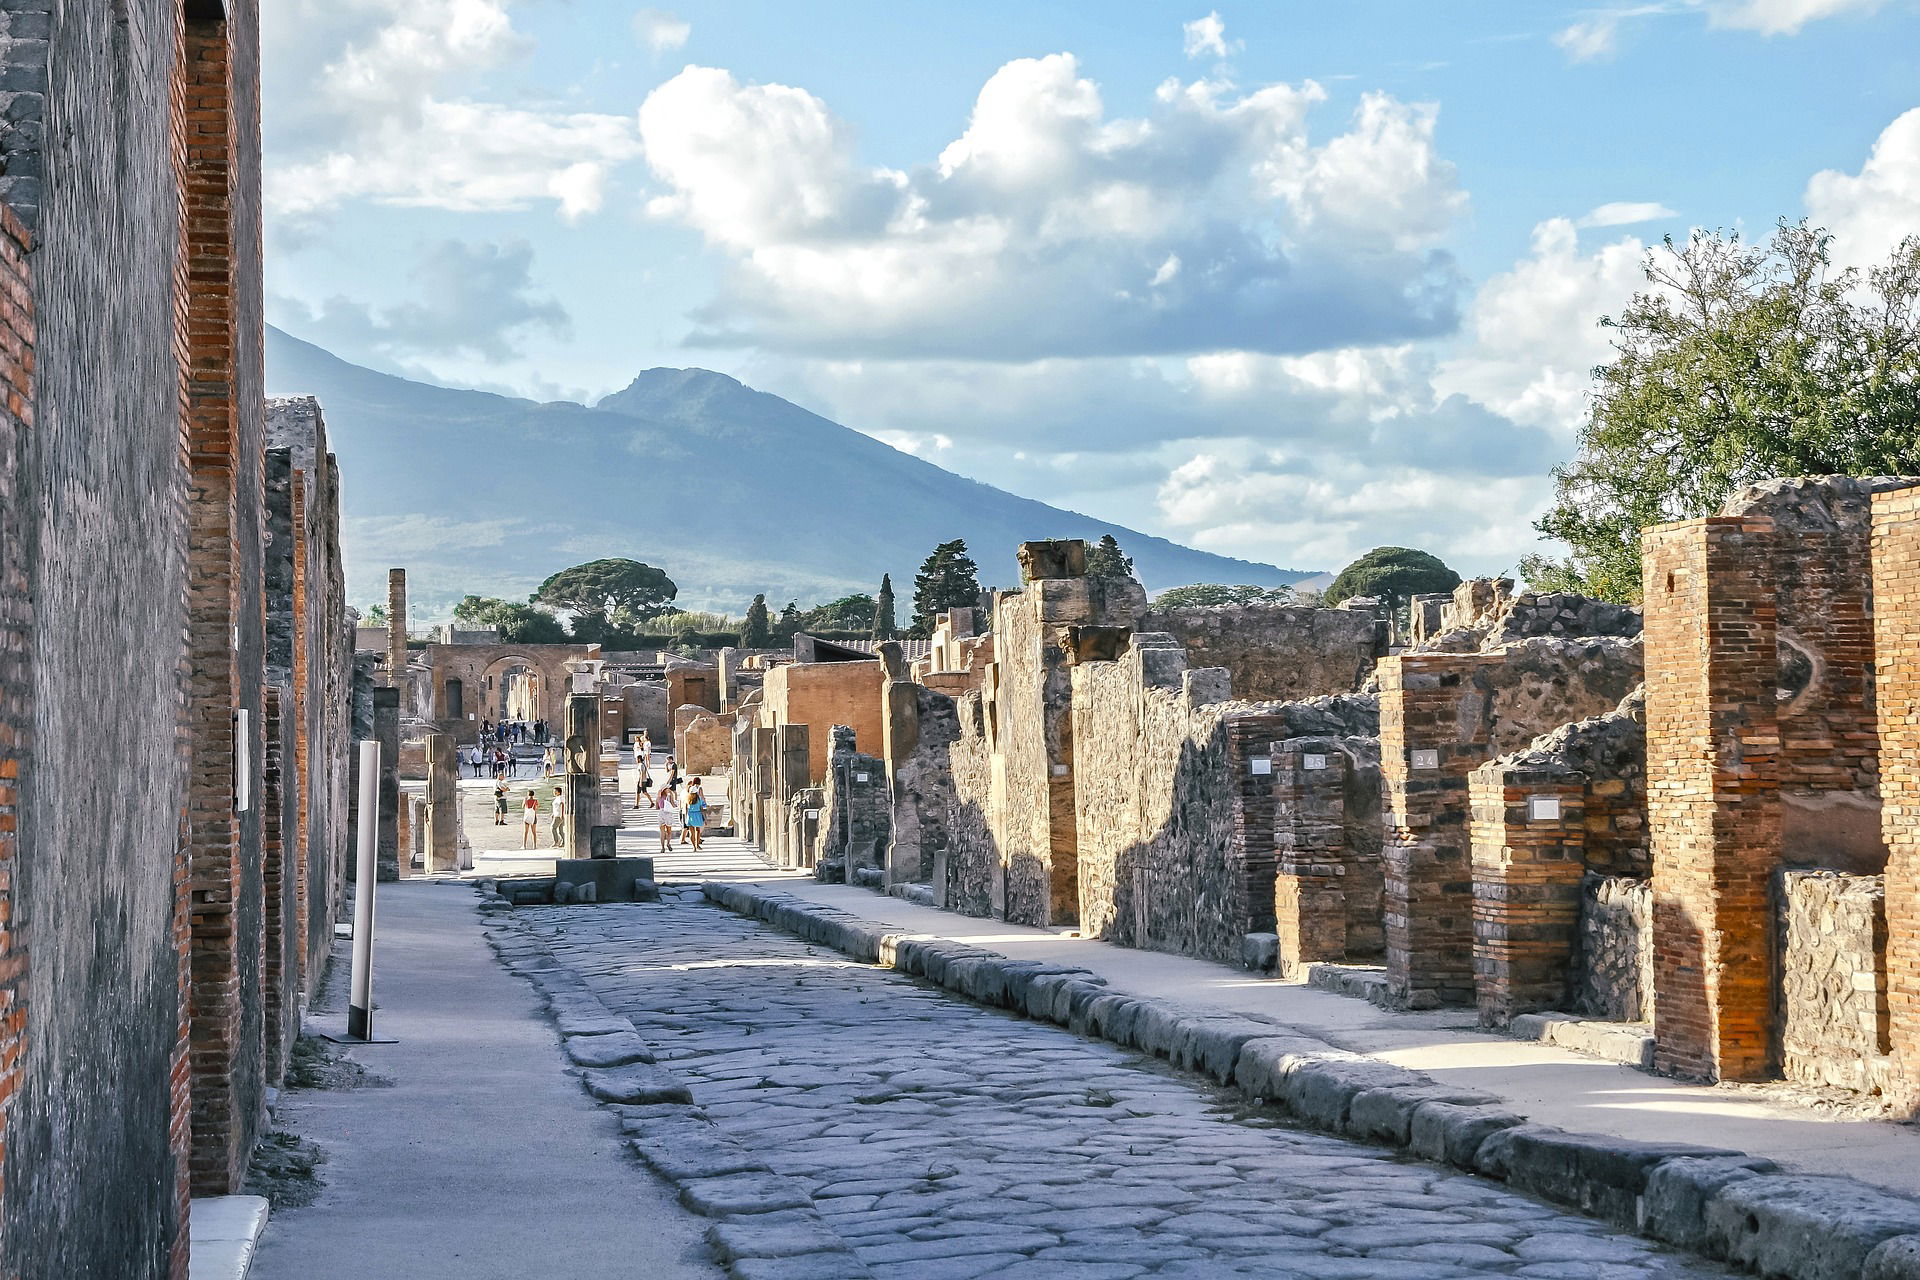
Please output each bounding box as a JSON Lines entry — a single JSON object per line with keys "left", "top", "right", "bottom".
{"left": 715, "top": 871, "right": 1920, "bottom": 1198}
{"left": 249, "top": 882, "right": 720, "bottom": 1280}
{"left": 514, "top": 893, "right": 1730, "bottom": 1280}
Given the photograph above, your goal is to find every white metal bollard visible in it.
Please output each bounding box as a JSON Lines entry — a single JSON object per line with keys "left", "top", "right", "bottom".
{"left": 348, "top": 738, "right": 380, "bottom": 1040}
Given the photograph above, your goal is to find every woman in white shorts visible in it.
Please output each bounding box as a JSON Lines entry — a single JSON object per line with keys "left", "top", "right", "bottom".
{"left": 657, "top": 783, "right": 681, "bottom": 854}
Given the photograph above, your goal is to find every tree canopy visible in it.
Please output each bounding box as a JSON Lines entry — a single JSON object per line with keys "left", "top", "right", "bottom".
{"left": 1150, "top": 583, "right": 1295, "bottom": 609}
{"left": 741, "top": 594, "right": 773, "bottom": 648}
{"left": 910, "top": 539, "right": 982, "bottom": 635}
{"left": 872, "top": 574, "right": 899, "bottom": 641}
{"left": 452, "top": 594, "right": 569, "bottom": 645}
{"left": 796, "top": 593, "right": 877, "bottom": 633}
{"left": 1326, "top": 547, "right": 1460, "bottom": 611}
{"left": 1085, "top": 534, "right": 1134, "bottom": 581}
{"left": 1533, "top": 221, "right": 1920, "bottom": 601}
{"left": 534, "top": 558, "right": 678, "bottom": 632}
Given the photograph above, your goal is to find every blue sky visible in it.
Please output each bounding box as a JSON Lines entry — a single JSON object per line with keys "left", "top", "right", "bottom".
{"left": 262, "top": 0, "right": 1920, "bottom": 579}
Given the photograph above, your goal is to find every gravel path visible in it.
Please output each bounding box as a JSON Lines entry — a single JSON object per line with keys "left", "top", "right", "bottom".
{"left": 520, "top": 895, "right": 1733, "bottom": 1280}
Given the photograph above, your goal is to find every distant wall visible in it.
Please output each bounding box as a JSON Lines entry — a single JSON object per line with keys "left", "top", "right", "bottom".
{"left": 1141, "top": 603, "right": 1379, "bottom": 700}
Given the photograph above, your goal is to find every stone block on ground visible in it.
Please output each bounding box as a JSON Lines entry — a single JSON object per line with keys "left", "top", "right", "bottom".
{"left": 1475, "top": 1125, "right": 1741, "bottom": 1225}
{"left": 1638, "top": 1156, "right": 1780, "bottom": 1252}
{"left": 583, "top": 1064, "right": 694, "bottom": 1105}
{"left": 1407, "top": 1101, "right": 1525, "bottom": 1170}
{"left": 678, "top": 1172, "right": 813, "bottom": 1216}
{"left": 706, "top": 1218, "right": 851, "bottom": 1261}
{"left": 1704, "top": 1174, "right": 1920, "bottom": 1280}
{"left": 563, "top": 1031, "right": 655, "bottom": 1068}
{"left": 632, "top": 1134, "right": 770, "bottom": 1182}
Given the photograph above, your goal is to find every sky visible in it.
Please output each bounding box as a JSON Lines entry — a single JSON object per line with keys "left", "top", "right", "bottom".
{"left": 262, "top": 0, "right": 1920, "bottom": 579}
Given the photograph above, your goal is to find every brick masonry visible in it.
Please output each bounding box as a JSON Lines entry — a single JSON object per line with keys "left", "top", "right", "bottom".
{"left": 1873, "top": 486, "right": 1920, "bottom": 1115}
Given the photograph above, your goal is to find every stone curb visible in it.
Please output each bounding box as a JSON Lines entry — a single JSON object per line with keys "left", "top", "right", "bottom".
{"left": 479, "top": 906, "right": 877, "bottom": 1280}
{"left": 701, "top": 880, "right": 1920, "bottom": 1280}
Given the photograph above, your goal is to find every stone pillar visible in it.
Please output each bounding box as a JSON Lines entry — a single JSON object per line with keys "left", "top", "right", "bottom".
{"left": 425, "top": 733, "right": 459, "bottom": 872}
{"left": 1470, "top": 765, "right": 1587, "bottom": 1027}
{"left": 385, "top": 568, "right": 407, "bottom": 690}
{"left": 395, "top": 792, "right": 413, "bottom": 880}
{"left": 1274, "top": 739, "right": 1351, "bottom": 978}
{"left": 566, "top": 691, "right": 599, "bottom": 859}
{"left": 775, "top": 725, "right": 811, "bottom": 866}
{"left": 1643, "top": 515, "right": 1781, "bottom": 1081}
{"left": 752, "top": 726, "right": 777, "bottom": 851}
{"left": 1874, "top": 488, "right": 1920, "bottom": 1116}
{"left": 1378, "top": 653, "right": 1501, "bottom": 1008}
{"left": 373, "top": 688, "right": 400, "bottom": 881}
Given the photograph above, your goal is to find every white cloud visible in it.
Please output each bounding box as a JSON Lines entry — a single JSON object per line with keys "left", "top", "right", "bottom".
{"left": 1704, "top": 0, "right": 1884, "bottom": 34}
{"left": 1806, "top": 107, "right": 1920, "bottom": 269}
{"left": 1578, "top": 200, "right": 1677, "bottom": 227}
{"left": 634, "top": 8, "right": 691, "bottom": 51}
{"left": 1182, "top": 12, "right": 1238, "bottom": 59}
{"left": 1554, "top": 14, "right": 1631, "bottom": 60}
{"left": 636, "top": 58, "right": 1467, "bottom": 360}
{"left": 1436, "top": 218, "right": 1647, "bottom": 432}
{"left": 264, "top": 0, "right": 641, "bottom": 222}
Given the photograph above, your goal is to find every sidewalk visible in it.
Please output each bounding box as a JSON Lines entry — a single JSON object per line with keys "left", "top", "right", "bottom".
{"left": 697, "top": 853, "right": 1920, "bottom": 1198}
{"left": 249, "top": 881, "right": 720, "bottom": 1280}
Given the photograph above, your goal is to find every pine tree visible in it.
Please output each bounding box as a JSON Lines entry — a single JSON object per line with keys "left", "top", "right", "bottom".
{"left": 1086, "top": 534, "right": 1133, "bottom": 581}
{"left": 871, "top": 574, "right": 899, "bottom": 641}
{"left": 910, "top": 539, "right": 982, "bottom": 636}
{"left": 773, "top": 601, "right": 802, "bottom": 641}
{"left": 741, "top": 594, "right": 772, "bottom": 648}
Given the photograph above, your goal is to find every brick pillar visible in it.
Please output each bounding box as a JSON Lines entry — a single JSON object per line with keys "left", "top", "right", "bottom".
{"left": 385, "top": 568, "right": 406, "bottom": 690}
{"left": 1644, "top": 516, "right": 1781, "bottom": 1081}
{"left": 1379, "top": 654, "right": 1499, "bottom": 1008}
{"left": 1274, "top": 739, "right": 1350, "bottom": 977}
{"left": 424, "top": 734, "right": 458, "bottom": 872}
{"left": 373, "top": 687, "right": 399, "bottom": 880}
{"left": 1471, "top": 765, "right": 1587, "bottom": 1027}
{"left": 1222, "top": 717, "right": 1283, "bottom": 949}
{"left": 566, "top": 691, "right": 599, "bottom": 859}
{"left": 1874, "top": 488, "right": 1920, "bottom": 1116}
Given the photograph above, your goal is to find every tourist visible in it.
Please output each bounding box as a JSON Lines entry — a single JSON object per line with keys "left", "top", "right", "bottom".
{"left": 665, "top": 754, "right": 681, "bottom": 790}
{"left": 521, "top": 789, "right": 539, "bottom": 849}
{"left": 657, "top": 782, "right": 680, "bottom": 854}
{"left": 544, "top": 744, "right": 559, "bottom": 779}
{"left": 493, "top": 780, "right": 509, "bottom": 826}
{"left": 550, "top": 786, "right": 567, "bottom": 850}
{"left": 493, "top": 746, "right": 509, "bottom": 780}
{"left": 684, "top": 778, "right": 707, "bottom": 852}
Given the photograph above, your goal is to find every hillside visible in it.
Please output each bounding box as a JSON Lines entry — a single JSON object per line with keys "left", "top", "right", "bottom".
{"left": 263, "top": 327, "right": 1312, "bottom": 618}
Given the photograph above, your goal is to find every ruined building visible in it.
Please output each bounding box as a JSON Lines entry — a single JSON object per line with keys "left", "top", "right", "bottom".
{"left": 0, "top": 5, "right": 356, "bottom": 1276}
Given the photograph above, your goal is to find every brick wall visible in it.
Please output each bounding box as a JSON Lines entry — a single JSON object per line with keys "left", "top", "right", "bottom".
{"left": 1273, "top": 735, "right": 1384, "bottom": 975}
{"left": 762, "top": 659, "right": 885, "bottom": 784}
{"left": 1469, "top": 766, "right": 1587, "bottom": 1026}
{"left": 1873, "top": 487, "right": 1920, "bottom": 1115}
{"left": 1643, "top": 516, "right": 1781, "bottom": 1081}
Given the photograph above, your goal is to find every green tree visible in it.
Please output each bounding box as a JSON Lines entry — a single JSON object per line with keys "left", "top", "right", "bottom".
{"left": 1535, "top": 221, "right": 1920, "bottom": 602}
{"left": 1150, "top": 583, "right": 1295, "bottom": 609}
{"left": 451, "top": 594, "right": 569, "bottom": 644}
{"left": 798, "top": 593, "right": 877, "bottom": 632}
{"left": 770, "top": 601, "right": 802, "bottom": 643}
{"left": 1085, "top": 534, "right": 1134, "bottom": 581}
{"left": 741, "top": 594, "right": 773, "bottom": 648}
{"left": 362, "top": 603, "right": 388, "bottom": 626}
{"left": 535, "top": 558, "right": 678, "bottom": 636}
{"left": 871, "top": 574, "right": 899, "bottom": 641}
{"left": 910, "top": 539, "right": 982, "bottom": 636}
{"left": 1326, "top": 547, "right": 1460, "bottom": 614}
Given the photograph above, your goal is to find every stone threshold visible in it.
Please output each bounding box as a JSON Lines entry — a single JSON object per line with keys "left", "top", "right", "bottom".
{"left": 704, "top": 881, "right": 1920, "bottom": 1280}
{"left": 188, "top": 1195, "right": 269, "bottom": 1280}
{"left": 478, "top": 891, "right": 877, "bottom": 1280}
{"left": 1305, "top": 962, "right": 1658, "bottom": 1071}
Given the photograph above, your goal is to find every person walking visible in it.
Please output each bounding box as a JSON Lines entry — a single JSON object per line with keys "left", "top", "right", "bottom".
{"left": 550, "top": 786, "right": 568, "bottom": 851}
{"left": 521, "top": 789, "right": 539, "bottom": 849}
{"left": 684, "top": 778, "right": 707, "bottom": 853}
{"left": 493, "top": 780, "right": 509, "bottom": 826}
{"left": 656, "top": 782, "right": 680, "bottom": 854}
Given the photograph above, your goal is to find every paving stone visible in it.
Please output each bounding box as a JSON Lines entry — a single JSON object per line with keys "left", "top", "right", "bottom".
{"left": 582, "top": 1064, "right": 693, "bottom": 1105}
{"left": 678, "top": 1172, "right": 814, "bottom": 1216}
{"left": 563, "top": 1031, "right": 655, "bottom": 1067}
{"left": 706, "top": 1218, "right": 850, "bottom": 1260}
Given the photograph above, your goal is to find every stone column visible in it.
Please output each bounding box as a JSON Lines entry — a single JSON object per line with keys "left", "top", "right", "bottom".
{"left": 1643, "top": 515, "right": 1781, "bottom": 1081}
{"left": 425, "top": 733, "right": 458, "bottom": 872}
{"left": 1469, "top": 765, "right": 1587, "bottom": 1027}
{"left": 775, "top": 725, "right": 811, "bottom": 867}
{"left": 566, "top": 691, "right": 599, "bottom": 859}
{"left": 752, "top": 726, "right": 777, "bottom": 851}
{"left": 385, "top": 568, "right": 407, "bottom": 690}
{"left": 1873, "top": 488, "right": 1920, "bottom": 1116}
{"left": 1274, "top": 738, "right": 1351, "bottom": 978}
{"left": 372, "top": 687, "right": 400, "bottom": 881}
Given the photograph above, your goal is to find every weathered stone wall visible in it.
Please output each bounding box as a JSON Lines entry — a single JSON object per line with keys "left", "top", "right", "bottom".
{"left": 678, "top": 709, "right": 734, "bottom": 776}
{"left": 1140, "top": 603, "right": 1380, "bottom": 700}
{"left": 1778, "top": 870, "right": 1892, "bottom": 1093}
{"left": 623, "top": 679, "right": 669, "bottom": 741}
{"left": 942, "top": 692, "right": 1002, "bottom": 917}
{"left": 1272, "top": 727, "right": 1384, "bottom": 975}
{"left": 1577, "top": 874, "right": 1654, "bottom": 1022}
{"left": 880, "top": 678, "right": 960, "bottom": 889}
{"left": 763, "top": 659, "right": 884, "bottom": 785}
{"left": 1427, "top": 578, "right": 1642, "bottom": 653}
{"left": 814, "top": 726, "right": 890, "bottom": 884}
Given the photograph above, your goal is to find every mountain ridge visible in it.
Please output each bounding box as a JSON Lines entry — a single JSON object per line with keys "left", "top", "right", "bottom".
{"left": 263, "top": 326, "right": 1314, "bottom": 619}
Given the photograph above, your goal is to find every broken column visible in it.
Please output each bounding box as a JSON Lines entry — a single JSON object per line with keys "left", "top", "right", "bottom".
{"left": 424, "top": 733, "right": 459, "bottom": 872}
{"left": 385, "top": 567, "right": 407, "bottom": 689}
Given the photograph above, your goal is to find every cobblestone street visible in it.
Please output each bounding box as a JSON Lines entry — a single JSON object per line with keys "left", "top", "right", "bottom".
{"left": 515, "top": 894, "right": 1733, "bottom": 1280}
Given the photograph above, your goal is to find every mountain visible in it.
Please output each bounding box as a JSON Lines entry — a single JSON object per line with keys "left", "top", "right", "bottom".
{"left": 263, "top": 326, "right": 1313, "bottom": 619}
